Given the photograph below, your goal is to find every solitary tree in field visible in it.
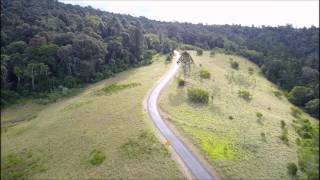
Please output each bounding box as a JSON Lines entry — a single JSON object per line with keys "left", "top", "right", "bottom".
{"left": 177, "top": 51, "right": 194, "bottom": 80}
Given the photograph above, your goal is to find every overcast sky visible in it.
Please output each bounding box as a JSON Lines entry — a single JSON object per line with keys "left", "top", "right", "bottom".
{"left": 60, "top": 0, "right": 319, "bottom": 28}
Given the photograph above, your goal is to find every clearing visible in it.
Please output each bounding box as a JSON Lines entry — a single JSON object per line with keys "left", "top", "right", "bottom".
{"left": 159, "top": 51, "right": 318, "bottom": 179}
{"left": 1, "top": 55, "right": 184, "bottom": 180}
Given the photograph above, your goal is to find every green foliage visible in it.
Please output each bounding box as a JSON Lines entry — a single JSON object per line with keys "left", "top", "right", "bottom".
{"left": 305, "top": 99, "right": 319, "bottom": 118}
{"left": 1, "top": 151, "right": 45, "bottom": 180}
{"left": 290, "top": 107, "right": 303, "bottom": 118}
{"left": 287, "top": 86, "right": 313, "bottom": 106}
{"left": 273, "top": 90, "right": 283, "bottom": 99}
{"left": 177, "top": 78, "right": 185, "bottom": 87}
{"left": 256, "top": 112, "right": 263, "bottom": 119}
{"left": 280, "top": 128, "right": 289, "bottom": 145}
{"left": 89, "top": 150, "right": 106, "bottom": 166}
{"left": 228, "top": 116, "right": 234, "bottom": 120}
{"left": 196, "top": 49, "right": 203, "bottom": 56}
{"left": 230, "top": 61, "right": 239, "bottom": 70}
{"left": 281, "top": 120, "right": 286, "bottom": 129}
{"left": 210, "top": 51, "right": 215, "bottom": 56}
{"left": 187, "top": 88, "right": 209, "bottom": 104}
{"left": 199, "top": 70, "right": 211, "bottom": 79}
{"left": 121, "top": 131, "right": 168, "bottom": 159}
{"left": 260, "top": 132, "right": 266, "bottom": 142}
{"left": 238, "top": 90, "right": 252, "bottom": 101}
{"left": 292, "top": 118, "right": 319, "bottom": 179}
{"left": 287, "top": 163, "right": 298, "bottom": 176}
{"left": 248, "top": 67, "right": 254, "bottom": 75}
{"left": 101, "top": 83, "right": 141, "bottom": 95}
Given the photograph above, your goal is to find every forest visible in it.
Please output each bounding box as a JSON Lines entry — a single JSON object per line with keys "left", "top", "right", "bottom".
{"left": 1, "top": 0, "right": 319, "bottom": 118}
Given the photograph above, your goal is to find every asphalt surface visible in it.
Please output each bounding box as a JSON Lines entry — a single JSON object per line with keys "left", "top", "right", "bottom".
{"left": 147, "top": 51, "right": 214, "bottom": 180}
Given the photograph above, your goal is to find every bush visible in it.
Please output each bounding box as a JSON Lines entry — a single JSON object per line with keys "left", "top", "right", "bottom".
{"left": 248, "top": 67, "right": 254, "bottom": 75}
{"left": 178, "top": 79, "right": 185, "bottom": 87}
{"left": 256, "top": 112, "right": 263, "bottom": 119}
{"left": 228, "top": 116, "right": 234, "bottom": 120}
{"left": 280, "top": 128, "right": 289, "bottom": 144}
{"left": 287, "top": 163, "right": 298, "bottom": 176}
{"left": 196, "top": 49, "right": 203, "bottom": 56}
{"left": 261, "top": 132, "right": 266, "bottom": 142}
{"left": 238, "top": 90, "right": 252, "bottom": 101}
{"left": 287, "top": 86, "right": 313, "bottom": 106}
{"left": 305, "top": 99, "right": 319, "bottom": 118}
{"left": 230, "top": 61, "right": 239, "bottom": 70}
{"left": 290, "top": 107, "right": 302, "bottom": 118}
{"left": 273, "top": 90, "right": 283, "bottom": 99}
{"left": 199, "top": 70, "right": 211, "bottom": 79}
{"left": 187, "top": 88, "right": 209, "bottom": 104}
{"left": 89, "top": 150, "right": 105, "bottom": 166}
{"left": 210, "top": 51, "right": 215, "bottom": 56}
{"left": 281, "top": 120, "right": 286, "bottom": 129}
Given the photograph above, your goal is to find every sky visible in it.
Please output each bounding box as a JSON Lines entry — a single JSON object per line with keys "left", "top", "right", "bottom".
{"left": 60, "top": 0, "right": 319, "bottom": 28}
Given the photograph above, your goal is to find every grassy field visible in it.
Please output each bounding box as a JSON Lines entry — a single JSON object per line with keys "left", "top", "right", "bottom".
{"left": 159, "top": 51, "right": 318, "bottom": 179}
{"left": 1, "top": 55, "right": 184, "bottom": 180}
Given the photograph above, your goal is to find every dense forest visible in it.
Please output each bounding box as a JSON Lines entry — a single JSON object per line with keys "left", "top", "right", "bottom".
{"left": 1, "top": 0, "right": 319, "bottom": 118}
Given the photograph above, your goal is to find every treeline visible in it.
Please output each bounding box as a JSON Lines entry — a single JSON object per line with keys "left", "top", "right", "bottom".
{"left": 1, "top": 0, "right": 319, "bottom": 118}
{"left": 1, "top": 0, "right": 177, "bottom": 107}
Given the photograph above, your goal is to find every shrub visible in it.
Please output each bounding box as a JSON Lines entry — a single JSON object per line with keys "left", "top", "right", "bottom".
{"left": 228, "top": 116, "right": 234, "bottom": 120}
{"left": 281, "top": 120, "right": 286, "bottom": 129}
{"left": 187, "top": 88, "right": 209, "bottom": 104}
{"left": 101, "top": 83, "right": 141, "bottom": 95}
{"left": 196, "top": 49, "right": 203, "bottom": 56}
{"left": 89, "top": 150, "right": 105, "bottom": 166}
{"left": 273, "top": 90, "right": 283, "bottom": 99}
{"left": 210, "top": 51, "right": 215, "bottom": 56}
{"left": 178, "top": 79, "right": 185, "bottom": 87}
{"left": 305, "top": 99, "right": 319, "bottom": 118}
{"left": 287, "top": 163, "right": 298, "bottom": 176}
{"left": 199, "top": 70, "right": 211, "bottom": 79}
{"left": 248, "top": 67, "right": 254, "bottom": 75}
{"left": 238, "top": 90, "right": 252, "bottom": 101}
{"left": 256, "top": 112, "right": 263, "bottom": 119}
{"left": 280, "top": 128, "right": 289, "bottom": 144}
{"left": 290, "top": 107, "right": 302, "bottom": 118}
{"left": 230, "top": 61, "right": 239, "bottom": 70}
{"left": 261, "top": 132, "right": 266, "bottom": 142}
{"left": 287, "top": 86, "right": 313, "bottom": 106}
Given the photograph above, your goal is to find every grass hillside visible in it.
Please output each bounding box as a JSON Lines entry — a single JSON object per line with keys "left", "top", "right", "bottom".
{"left": 160, "top": 51, "right": 319, "bottom": 179}
{"left": 1, "top": 55, "right": 184, "bottom": 180}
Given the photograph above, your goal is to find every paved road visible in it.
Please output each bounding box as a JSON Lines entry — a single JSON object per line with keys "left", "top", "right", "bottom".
{"left": 147, "top": 51, "right": 214, "bottom": 180}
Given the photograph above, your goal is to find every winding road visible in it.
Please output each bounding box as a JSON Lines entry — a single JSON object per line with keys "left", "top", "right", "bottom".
{"left": 146, "top": 51, "right": 214, "bottom": 180}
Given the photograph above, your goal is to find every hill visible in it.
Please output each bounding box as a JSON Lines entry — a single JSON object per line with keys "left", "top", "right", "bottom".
{"left": 159, "top": 51, "right": 319, "bottom": 179}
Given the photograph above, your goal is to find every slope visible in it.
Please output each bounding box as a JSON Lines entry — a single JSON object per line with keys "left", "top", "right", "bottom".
{"left": 159, "top": 51, "right": 318, "bottom": 179}
{"left": 1, "top": 55, "right": 184, "bottom": 180}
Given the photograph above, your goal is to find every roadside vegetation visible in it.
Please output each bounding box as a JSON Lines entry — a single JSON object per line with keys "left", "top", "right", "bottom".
{"left": 160, "top": 51, "right": 319, "bottom": 179}
{"left": 1, "top": 55, "right": 183, "bottom": 179}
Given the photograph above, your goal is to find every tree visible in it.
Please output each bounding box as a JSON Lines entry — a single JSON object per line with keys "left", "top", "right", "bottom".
{"left": 305, "top": 99, "right": 319, "bottom": 118}
{"left": 288, "top": 86, "right": 314, "bottom": 106}
{"left": 26, "top": 63, "right": 49, "bottom": 90}
{"left": 196, "top": 49, "right": 203, "bottom": 56}
{"left": 177, "top": 51, "right": 194, "bottom": 80}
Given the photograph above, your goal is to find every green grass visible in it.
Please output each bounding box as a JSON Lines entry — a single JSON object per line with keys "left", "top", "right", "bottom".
{"left": 1, "top": 150, "right": 46, "bottom": 180}
{"left": 120, "top": 131, "right": 169, "bottom": 159}
{"left": 1, "top": 54, "right": 183, "bottom": 179}
{"left": 100, "top": 83, "right": 141, "bottom": 95}
{"left": 160, "top": 51, "right": 318, "bottom": 179}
